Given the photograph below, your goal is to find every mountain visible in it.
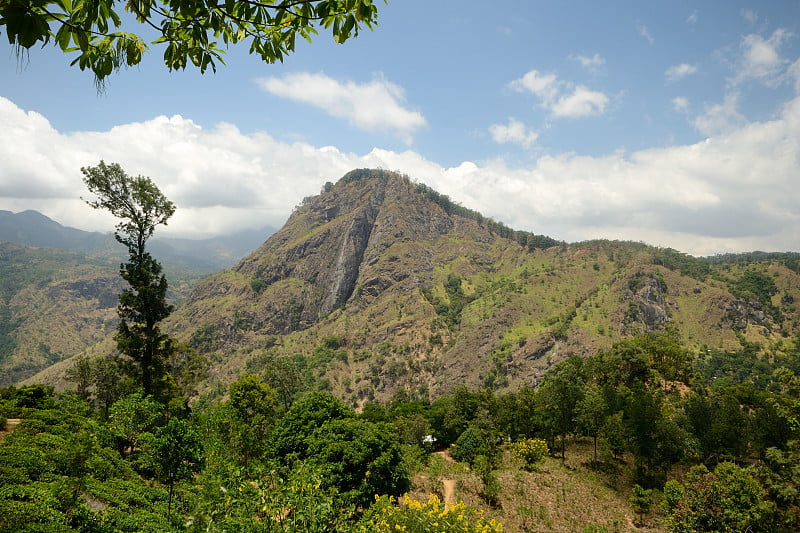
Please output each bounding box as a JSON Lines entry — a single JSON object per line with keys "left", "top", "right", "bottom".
{"left": 145, "top": 169, "right": 799, "bottom": 404}
{"left": 0, "top": 209, "right": 113, "bottom": 252}
{"left": 0, "top": 241, "right": 123, "bottom": 385}
{"left": 0, "top": 209, "right": 274, "bottom": 277}
{"left": 0, "top": 210, "right": 274, "bottom": 385}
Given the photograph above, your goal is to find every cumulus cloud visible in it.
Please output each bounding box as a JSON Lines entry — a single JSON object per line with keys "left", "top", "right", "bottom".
{"left": 551, "top": 86, "right": 609, "bottom": 118}
{"left": 510, "top": 70, "right": 560, "bottom": 101}
{"left": 665, "top": 63, "right": 698, "bottom": 82}
{"left": 693, "top": 93, "right": 747, "bottom": 135}
{"left": 510, "top": 70, "right": 609, "bottom": 118}
{"left": 735, "top": 29, "right": 792, "bottom": 86}
{"left": 571, "top": 53, "right": 605, "bottom": 71}
{"left": 1, "top": 94, "right": 799, "bottom": 255}
{"left": 488, "top": 118, "right": 539, "bottom": 147}
{"left": 256, "top": 72, "right": 426, "bottom": 143}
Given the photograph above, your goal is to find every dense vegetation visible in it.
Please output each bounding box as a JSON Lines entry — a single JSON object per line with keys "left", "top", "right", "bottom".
{"left": 2, "top": 324, "right": 799, "bottom": 531}
{"left": 5, "top": 169, "right": 800, "bottom": 531}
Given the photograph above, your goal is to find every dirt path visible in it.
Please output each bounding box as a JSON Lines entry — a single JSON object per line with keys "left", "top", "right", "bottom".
{"left": 0, "top": 418, "right": 21, "bottom": 443}
{"left": 441, "top": 478, "right": 456, "bottom": 507}
{"left": 432, "top": 450, "right": 457, "bottom": 507}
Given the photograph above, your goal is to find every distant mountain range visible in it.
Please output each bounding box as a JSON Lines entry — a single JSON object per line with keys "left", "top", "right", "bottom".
{"left": 0, "top": 209, "right": 273, "bottom": 385}
{"left": 0, "top": 209, "right": 275, "bottom": 276}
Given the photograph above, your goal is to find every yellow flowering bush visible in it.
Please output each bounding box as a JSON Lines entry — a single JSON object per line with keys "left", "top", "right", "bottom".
{"left": 510, "top": 438, "right": 549, "bottom": 468}
{"left": 359, "top": 494, "right": 504, "bottom": 533}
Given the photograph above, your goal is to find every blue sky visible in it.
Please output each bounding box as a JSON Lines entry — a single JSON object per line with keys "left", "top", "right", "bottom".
{"left": 1, "top": 0, "right": 799, "bottom": 255}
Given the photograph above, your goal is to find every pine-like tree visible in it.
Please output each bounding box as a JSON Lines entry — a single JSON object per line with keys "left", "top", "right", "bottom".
{"left": 82, "top": 161, "right": 176, "bottom": 401}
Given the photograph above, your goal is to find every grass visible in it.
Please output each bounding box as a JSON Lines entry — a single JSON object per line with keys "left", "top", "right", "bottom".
{"left": 407, "top": 439, "right": 666, "bottom": 533}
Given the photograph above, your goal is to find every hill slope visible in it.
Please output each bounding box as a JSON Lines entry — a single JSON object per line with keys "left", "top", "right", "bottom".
{"left": 153, "top": 169, "right": 800, "bottom": 403}
{"left": 0, "top": 242, "right": 123, "bottom": 385}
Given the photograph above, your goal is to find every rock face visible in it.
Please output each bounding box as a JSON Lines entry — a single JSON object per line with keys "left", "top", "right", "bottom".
{"left": 725, "top": 299, "right": 771, "bottom": 331}
{"left": 624, "top": 272, "right": 670, "bottom": 331}
{"left": 179, "top": 169, "right": 485, "bottom": 339}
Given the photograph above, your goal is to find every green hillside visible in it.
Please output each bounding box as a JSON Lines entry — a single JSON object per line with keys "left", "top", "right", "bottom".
{"left": 151, "top": 170, "right": 800, "bottom": 404}
{"left": 0, "top": 242, "right": 122, "bottom": 385}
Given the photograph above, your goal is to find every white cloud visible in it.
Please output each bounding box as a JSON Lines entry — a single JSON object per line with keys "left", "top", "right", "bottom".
{"left": 551, "top": 86, "right": 609, "bottom": 118}
{"left": 638, "top": 24, "right": 655, "bottom": 45}
{"left": 693, "top": 93, "right": 747, "bottom": 136}
{"left": 672, "top": 97, "right": 689, "bottom": 112}
{"left": 488, "top": 118, "right": 539, "bottom": 147}
{"left": 1, "top": 94, "right": 799, "bottom": 256}
{"left": 687, "top": 11, "right": 698, "bottom": 24}
{"left": 735, "top": 29, "right": 792, "bottom": 86}
{"left": 510, "top": 70, "right": 609, "bottom": 118}
{"left": 665, "top": 63, "right": 698, "bottom": 82}
{"left": 571, "top": 53, "right": 605, "bottom": 71}
{"left": 510, "top": 70, "right": 560, "bottom": 101}
{"left": 790, "top": 58, "right": 800, "bottom": 93}
{"left": 256, "top": 72, "right": 426, "bottom": 143}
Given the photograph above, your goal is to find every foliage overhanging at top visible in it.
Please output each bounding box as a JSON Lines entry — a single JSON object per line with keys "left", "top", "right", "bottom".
{"left": 0, "top": 0, "right": 382, "bottom": 83}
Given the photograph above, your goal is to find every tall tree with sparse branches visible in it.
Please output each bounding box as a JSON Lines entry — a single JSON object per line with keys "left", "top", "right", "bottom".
{"left": 82, "top": 160, "right": 176, "bottom": 401}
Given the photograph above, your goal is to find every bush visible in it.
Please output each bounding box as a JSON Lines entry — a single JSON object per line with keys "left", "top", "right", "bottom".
{"left": 306, "top": 418, "right": 410, "bottom": 508}
{"left": 510, "top": 438, "right": 549, "bottom": 469}
{"left": 360, "top": 494, "right": 504, "bottom": 532}
{"left": 451, "top": 426, "right": 498, "bottom": 465}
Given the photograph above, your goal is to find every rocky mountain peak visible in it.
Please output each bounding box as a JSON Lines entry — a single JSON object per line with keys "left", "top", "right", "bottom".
{"left": 192, "top": 169, "right": 489, "bottom": 336}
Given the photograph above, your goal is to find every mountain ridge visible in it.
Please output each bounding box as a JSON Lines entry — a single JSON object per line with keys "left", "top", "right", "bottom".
{"left": 15, "top": 169, "right": 800, "bottom": 404}
{"left": 0, "top": 208, "right": 274, "bottom": 275}
{"left": 158, "top": 169, "right": 800, "bottom": 403}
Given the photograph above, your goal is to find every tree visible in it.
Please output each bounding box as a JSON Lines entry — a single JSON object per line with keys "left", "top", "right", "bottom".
{"left": 629, "top": 484, "right": 654, "bottom": 526}
{"left": 92, "top": 354, "right": 130, "bottom": 419}
{"left": 575, "top": 382, "right": 608, "bottom": 463}
{"left": 260, "top": 356, "right": 302, "bottom": 411}
{"left": 625, "top": 387, "right": 686, "bottom": 486}
{"left": 2, "top": 0, "right": 382, "bottom": 84}
{"left": 269, "top": 391, "right": 354, "bottom": 460}
{"left": 108, "top": 390, "right": 162, "bottom": 455}
{"left": 149, "top": 417, "right": 204, "bottom": 520}
{"left": 64, "top": 355, "right": 94, "bottom": 402}
{"left": 82, "top": 161, "right": 177, "bottom": 401}
{"left": 537, "top": 355, "right": 586, "bottom": 461}
{"left": 305, "top": 418, "right": 410, "bottom": 508}
{"left": 225, "top": 373, "right": 278, "bottom": 469}
{"left": 664, "top": 462, "right": 768, "bottom": 533}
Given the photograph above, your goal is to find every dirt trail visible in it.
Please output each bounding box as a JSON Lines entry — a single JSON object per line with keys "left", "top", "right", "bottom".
{"left": 433, "top": 450, "right": 457, "bottom": 507}
{"left": 441, "top": 478, "right": 456, "bottom": 507}
{"left": 0, "top": 418, "right": 21, "bottom": 443}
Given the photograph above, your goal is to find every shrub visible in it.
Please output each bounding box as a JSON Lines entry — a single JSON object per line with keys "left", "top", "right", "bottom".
{"left": 306, "top": 418, "right": 410, "bottom": 508}
{"left": 510, "top": 438, "right": 549, "bottom": 469}
{"left": 451, "top": 426, "right": 498, "bottom": 465}
{"left": 360, "top": 494, "right": 504, "bottom": 532}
